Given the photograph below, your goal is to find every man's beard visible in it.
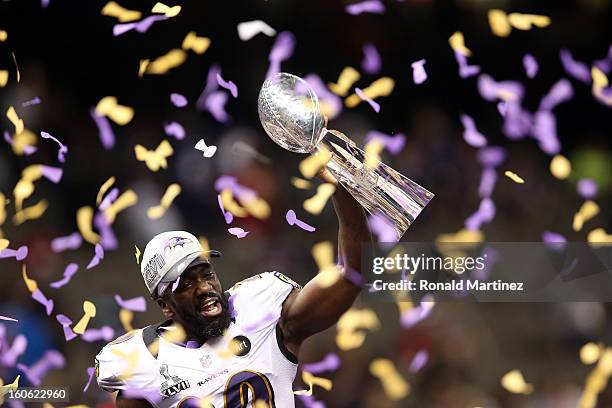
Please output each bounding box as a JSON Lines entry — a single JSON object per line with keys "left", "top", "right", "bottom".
{"left": 180, "top": 292, "right": 232, "bottom": 341}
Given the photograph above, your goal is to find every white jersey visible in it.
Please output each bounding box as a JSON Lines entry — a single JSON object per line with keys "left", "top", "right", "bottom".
{"left": 95, "top": 271, "right": 301, "bottom": 408}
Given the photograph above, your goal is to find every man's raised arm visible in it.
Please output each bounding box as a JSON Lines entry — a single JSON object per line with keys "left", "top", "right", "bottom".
{"left": 280, "top": 168, "right": 372, "bottom": 348}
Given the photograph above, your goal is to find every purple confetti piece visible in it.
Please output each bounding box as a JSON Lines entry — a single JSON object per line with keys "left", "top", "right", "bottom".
{"left": 2, "top": 131, "right": 37, "bottom": 156}
{"left": 0, "top": 334, "right": 27, "bottom": 366}
{"left": 51, "top": 232, "right": 82, "bottom": 252}
{"left": 83, "top": 367, "right": 95, "bottom": 392}
{"left": 171, "top": 276, "right": 181, "bottom": 292}
{"left": 400, "top": 297, "right": 435, "bottom": 328}
{"left": 228, "top": 227, "right": 249, "bottom": 238}
{"left": 215, "top": 175, "right": 258, "bottom": 202}
{"left": 170, "top": 93, "right": 188, "bottom": 107}
{"left": 0, "top": 315, "right": 18, "bottom": 322}
{"left": 594, "top": 45, "right": 612, "bottom": 73}
{"left": 196, "top": 64, "right": 221, "bottom": 111}
{"left": 411, "top": 59, "right": 427, "bottom": 84}
{"left": 98, "top": 187, "right": 119, "bottom": 211}
{"left": 345, "top": 0, "right": 385, "bottom": 15}
{"left": 0, "top": 245, "right": 29, "bottom": 261}
{"left": 460, "top": 114, "right": 487, "bottom": 148}
{"left": 286, "top": 209, "right": 316, "bottom": 232}
{"left": 502, "top": 101, "right": 532, "bottom": 140}
{"left": 40, "top": 165, "right": 63, "bottom": 183}
{"left": 478, "top": 74, "right": 524, "bottom": 102}
{"left": 362, "top": 43, "right": 381, "bottom": 74}
{"left": 114, "top": 295, "right": 147, "bottom": 312}
{"left": 539, "top": 79, "right": 574, "bottom": 111}
{"left": 216, "top": 73, "right": 238, "bottom": 98}
{"left": 205, "top": 90, "right": 231, "bottom": 124}
{"left": 49, "top": 263, "right": 79, "bottom": 289}
{"left": 56, "top": 314, "right": 77, "bottom": 341}
{"left": 241, "top": 311, "right": 278, "bottom": 332}
{"left": 365, "top": 131, "right": 406, "bottom": 155}
{"left": 302, "top": 74, "right": 343, "bottom": 119}
{"left": 302, "top": 353, "right": 341, "bottom": 374}
{"left": 531, "top": 110, "right": 560, "bottom": 155}
{"left": 577, "top": 179, "right": 598, "bottom": 199}
{"left": 355, "top": 87, "right": 380, "bottom": 112}
{"left": 41, "top": 0, "right": 49, "bottom": 7}
{"left": 90, "top": 108, "right": 115, "bottom": 150}
{"left": 368, "top": 213, "right": 398, "bottom": 243}
{"left": 297, "top": 394, "right": 326, "bottom": 408}
{"left": 454, "top": 51, "right": 480, "bottom": 78}
{"left": 81, "top": 326, "right": 115, "bottom": 342}
{"left": 22, "top": 97, "right": 41, "bottom": 107}
{"left": 408, "top": 350, "right": 429, "bottom": 373}
{"left": 560, "top": 49, "right": 591, "bottom": 83}
{"left": 113, "top": 15, "right": 168, "bottom": 36}
{"left": 497, "top": 101, "right": 508, "bottom": 116}
{"left": 266, "top": 31, "right": 296, "bottom": 79}
{"left": 522, "top": 54, "right": 539, "bottom": 79}
{"left": 32, "top": 289, "right": 54, "bottom": 316}
{"left": 478, "top": 168, "right": 497, "bottom": 198}
{"left": 94, "top": 211, "right": 118, "bottom": 251}
{"left": 86, "top": 244, "right": 104, "bottom": 270}
{"left": 217, "top": 194, "right": 234, "bottom": 224}
{"left": 163, "top": 121, "right": 185, "bottom": 140}
{"left": 542, "top": 231, "right": 568, "bottom": 252}
{"left": 17, "top": 350, "right": 65, "bottom": 386}
{"left": 40, "top": 131, "right": 68, "bottom": 163}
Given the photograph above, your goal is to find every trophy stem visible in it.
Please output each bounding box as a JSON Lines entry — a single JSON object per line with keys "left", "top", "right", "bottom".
{"left": 318, "top": 129, "right": 433, "bottom": 240}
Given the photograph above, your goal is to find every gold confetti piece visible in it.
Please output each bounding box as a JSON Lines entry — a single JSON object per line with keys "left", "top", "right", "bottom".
{"left": 253, "top": 400, "right": 267, "bottom": 408}
{"left": 104, "top": 189, "right": 138, "bottom": 224}
{"left": 6, "top": 106, "right": 24, "bottom": 135}
{"left": 182, "top": 32, "right": 211, "bottom": 54}
{"left": 151, "top": 2, "right": 181, "bottom": 17}
{"left": 119, "top": 308, "right": 134, "bottom": 333}
{"left": 364, "top": 139, "right": 384, "bottom": 169}
{"left": 21, "top": 164, "right": 43, "bottom": 181}
{"left": 291, "top": 177, "right": 312, "bottom": 190}
{"left": 220, "top": 189, "right": 248, "bottom": 217}
{"left": 145, "top": 49, "right": 187, "bottom": 75}
{"left": 488, "top": 9, "right": 511, "bottom": 37}
{"left": 501, "top": 369, "right": 533, "bottom": 394}
{"left": 581, "top": 342, "right": 603, "bottom": 365}
{"left": 336, "top": 308, "right": 380, "bottom": 351}
{"left": 0, "top": 70, "right": 7, "bottom": 87}
{"left": 369, "top": 359, "right": 410, "bottom": 400}
{"left": 66, "top": 405, "right": 88, "bottom": 408}
{"left": 199, "top": 236, "right": 211, "bottom": 255}
{"left": 311, "top": 241, "right": 342, "bottom": 288}
{"left": 507, "top": 13, "right": 551, "bottom": 31}
{"left": 134, "top": 140, "right": 174, "bottom": 171}
{"left": 77, "top": 206, "right": 100, "bottom": 244}
{"left": 436, "top": 228, "right": 484, "bottom": 243}
{"left": 294, "top": 371, "right": 333, "bottom": 396}
{"left": 11, "top": 52, "right": 19, "bottom": 83}
{"left": 13, "top": 199, "right": 47, "bottom": 225}
{"left": 73, "top": 300, "right": 96, "bottom": 334}
{"left": 0, "top": 192, "right": 6, "bottom": 226}
{"left": 448, "top": 31, "right": 472, "bottom": 57}
{"left": 22, "top": 264, "right": 38, "bottom": 293}
{"left": 11, "top": 129, "right": 37, "bottom": 156}
{"left": 13, "top": 179, "right": 34, "bottom": 212}
{"left": 147, "top": 183, "right": 181, "bottom": 220}
{"left": 299, "top": 146, "right": 333, "bottom": 179}
{"left": 504, "top": 170, "right": 524, "bottom": 184}
{"left": 0, "top": 30, "right": 7, "bottom": 41}
{"left": 550, "top": 154, "right": 571, "bottom": 180}
{"left": 101, "top": 1, "right": 142, "bottom": 22}
{"left": 0, "top": 375, "right": 19, "bottom": 398}
{"left": 573, "top": 200, "right": 600, "bottom": 231}
{"left": 111, "top": 348, "right": 139, "bottom": 381}
{"left": 578, "top": 348, "right": 612, "bottom": 408}
{"left": 96, "top": 176, "right": 116, "bottom": 206}
{"left": 242, "top": 197, "right": 271, "bottom": 219}
{"left": 160, "top": 322, "right": 187, "bottom": 344}
{"left": 591, "top": 67, "right": 612, "bottom": 105}
{"left": 43, "top": 404, "right": 54, "bottom": 408}
{"left": 328, "top": 67, "right": 360, "bottom": 97}
{"left": 587, "top": 228, "right": 612, "bottom": 245}
{"left": 138, "top": 59, "right": 150, "bottom": 78}
{"left": 303, "top": 183, "right": 336, "bottom": 215}
{"left": 345, "top": 77, "right": 395, "bottom": 108}
{"left": 0, "top": 239, "right": 8, "bottom": 252}
{"left": 95, "top": 96, "right": 134, "bottom": 125}
{"left": 134, "top": 245, "right": 141, "bottom": 265}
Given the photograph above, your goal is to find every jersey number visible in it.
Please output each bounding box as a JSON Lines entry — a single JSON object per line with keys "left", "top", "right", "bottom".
{"left": 224, "top": 370, "right": 275, "bottom": 408}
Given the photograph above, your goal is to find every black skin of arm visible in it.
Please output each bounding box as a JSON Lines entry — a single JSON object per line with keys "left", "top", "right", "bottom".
{"left": 280, "top": 167, "right": 372, "bottom": 357}
{"left": 115, "top": 392, "right": 153, "bottom": 408}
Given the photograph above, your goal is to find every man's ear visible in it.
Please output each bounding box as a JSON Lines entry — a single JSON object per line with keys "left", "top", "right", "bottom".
{"left": 156, "top": 297, "right": 174, "bottom": 318}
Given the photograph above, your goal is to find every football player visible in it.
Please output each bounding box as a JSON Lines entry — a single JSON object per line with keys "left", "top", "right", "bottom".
{"left": 95, "top": 168, "right": 371, "bottom": 407}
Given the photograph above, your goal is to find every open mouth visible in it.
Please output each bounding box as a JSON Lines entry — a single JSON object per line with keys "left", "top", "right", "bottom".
{"left": 199, "top": 297, "right": 222, "bottom": 318}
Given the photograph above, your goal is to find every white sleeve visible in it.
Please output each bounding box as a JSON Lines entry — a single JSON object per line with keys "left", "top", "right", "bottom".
{"left": 229, "top": 271, "right": 301, "bottom": 331}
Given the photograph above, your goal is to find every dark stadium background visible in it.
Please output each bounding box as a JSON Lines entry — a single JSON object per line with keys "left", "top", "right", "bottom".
{"left": 0, "top": 0, "right": 610, "bottom": 407}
